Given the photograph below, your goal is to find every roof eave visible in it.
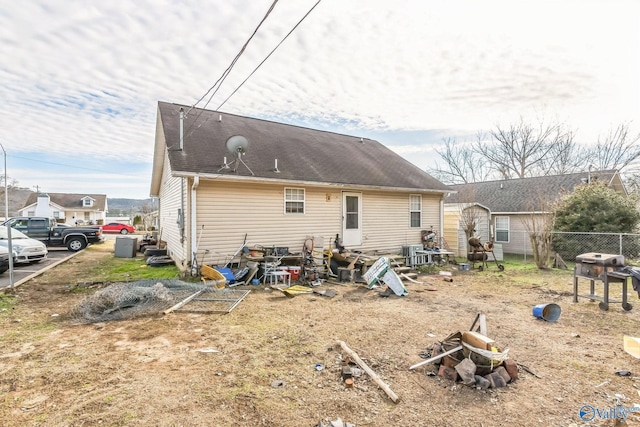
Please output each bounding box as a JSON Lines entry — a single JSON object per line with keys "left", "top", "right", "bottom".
{"left": 173, "top": 171, "right": 451, "bottom": 195}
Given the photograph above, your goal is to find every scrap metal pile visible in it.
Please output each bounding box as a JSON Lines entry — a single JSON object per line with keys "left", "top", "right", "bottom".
{"left": 68, "top": 279, "right": 250, "bottom": 323}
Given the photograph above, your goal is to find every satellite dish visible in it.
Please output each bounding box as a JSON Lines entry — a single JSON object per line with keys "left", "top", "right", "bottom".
{"left": 226, "top": 135, "right": 250, "bottom": 155}
{"left": 219, "top": 135, "right": 254, "bottom": 176}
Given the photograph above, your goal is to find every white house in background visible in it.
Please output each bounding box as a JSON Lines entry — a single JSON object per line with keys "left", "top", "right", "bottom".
{"left": 19, "top": 193, "right": 108, "bottom": 225}
{"left": 150, "top": 101, "right": 453, "bottom": 273}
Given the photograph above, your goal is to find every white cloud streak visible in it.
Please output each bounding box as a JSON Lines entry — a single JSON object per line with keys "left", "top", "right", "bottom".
{"left": 0, "top": 0, "right": 638, "bottom": 197}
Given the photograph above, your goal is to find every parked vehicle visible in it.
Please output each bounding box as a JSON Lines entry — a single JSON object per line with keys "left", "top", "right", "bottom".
{"left": 0, "top": 226, "right": 48, "bottom": 263}
{"left": 102, "top": 222, "right": 136, "bottom": 234}
{"left": 0, "top": 246, "right": 10, "bottom": 274}
{"left": 1, "top": 217, "right": 104, "bottom": 252}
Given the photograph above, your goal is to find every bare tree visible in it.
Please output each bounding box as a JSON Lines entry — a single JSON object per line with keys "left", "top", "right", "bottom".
{"left": 138, "top": 201, "right": 155, "bottom": 231}
{"left": 520, "top": 187, "right": 556, "bottom": 269}
{"left": 584, "top": 123, "right": 640, "bottom": 172}
{"left": 539, "top": 129, "right": 582, "bottom": 175}
{"left": 430, "top": 137, "right": 491, "bottom": 184}
{"left": 477, "top": 116, "right": 574, "bottom": 179}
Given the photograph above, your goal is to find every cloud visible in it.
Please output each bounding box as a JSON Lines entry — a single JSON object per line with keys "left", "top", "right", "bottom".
{"left": 0, "top": 0, "right": 638, "bottom": 197}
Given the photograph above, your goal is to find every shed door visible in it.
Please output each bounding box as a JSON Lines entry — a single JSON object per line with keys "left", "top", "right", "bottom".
{"left": 342, "top": 192, "right": 362, "bottom": 246}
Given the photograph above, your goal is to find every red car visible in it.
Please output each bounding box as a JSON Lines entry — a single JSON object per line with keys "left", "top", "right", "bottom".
{"left": 102, "top": 222, "right": 136, "bottom": 234}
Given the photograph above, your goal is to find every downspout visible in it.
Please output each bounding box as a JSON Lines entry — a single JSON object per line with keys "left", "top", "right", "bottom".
{"left": 190, "top": 176, "right": 200, "bottom": 274}
{"left": 179, "top": 108, "right": 185, "bottom": 244}
{"left": 439, "top": 196, "right": 445, "bottom": 244}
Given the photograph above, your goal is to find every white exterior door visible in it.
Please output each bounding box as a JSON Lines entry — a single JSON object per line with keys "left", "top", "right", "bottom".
{"left": 342, "top": 192, "right": 362, "bottom": 246}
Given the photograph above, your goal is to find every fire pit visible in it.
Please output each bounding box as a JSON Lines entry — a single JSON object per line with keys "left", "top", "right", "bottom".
{"left": 573, "top": 252, "right": 632, "bottom": 311}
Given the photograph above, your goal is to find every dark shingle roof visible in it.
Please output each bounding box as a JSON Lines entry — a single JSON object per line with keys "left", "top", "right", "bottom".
{"left": 22, "top": 193, "right": 107, "bottom": 211}
{"left": 446, "top": 170, "right": 622, "bottom": 213}
{"left": 157, "top": 101, "right": 451, "bottom": 192}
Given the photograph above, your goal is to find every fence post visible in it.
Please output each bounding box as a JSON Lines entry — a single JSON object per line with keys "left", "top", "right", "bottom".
{"left": 619, "top": 233, "right": 623, "bottom": 255}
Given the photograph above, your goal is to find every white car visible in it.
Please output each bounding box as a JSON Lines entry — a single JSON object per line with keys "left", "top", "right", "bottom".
{"left": 0, "top": 225, "right": 48, "bottom": 264}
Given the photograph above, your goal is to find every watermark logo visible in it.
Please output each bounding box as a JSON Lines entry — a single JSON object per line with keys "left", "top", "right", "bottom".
{"left": 579, "top": 404, "right": 640, "bottom": 422}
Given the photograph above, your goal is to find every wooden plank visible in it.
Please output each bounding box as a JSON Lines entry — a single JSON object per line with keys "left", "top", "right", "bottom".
{"left": 337, "top": 340, "right": 400, "bottom": 403}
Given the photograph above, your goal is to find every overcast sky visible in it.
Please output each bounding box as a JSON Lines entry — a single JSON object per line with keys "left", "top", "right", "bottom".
{"left": 1, "top": 0, "right": 638, "bottom": 199}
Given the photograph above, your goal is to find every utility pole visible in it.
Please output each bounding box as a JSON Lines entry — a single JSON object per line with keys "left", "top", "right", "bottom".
{"left": 0, "top": 143, "right": 14, "bottom": 289}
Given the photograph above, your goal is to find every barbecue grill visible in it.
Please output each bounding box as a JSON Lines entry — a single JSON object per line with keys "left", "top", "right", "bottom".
{"left": 573, "top": 252, "right": 632, "bottom": 311}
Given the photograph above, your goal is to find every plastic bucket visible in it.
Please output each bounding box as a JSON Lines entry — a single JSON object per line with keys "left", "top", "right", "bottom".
{"left": 532, "top": 303, "right": 561, "bottom": 322}
{"left": 458, "top": 263, "right": 470, "bottom": 271}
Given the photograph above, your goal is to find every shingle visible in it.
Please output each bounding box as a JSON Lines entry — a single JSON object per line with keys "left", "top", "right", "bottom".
{"left": 22, "top": 193, "right": 107, "bottom": 211}
{"left": 446, "top": 171, "right": 619, "bottom": 212}
{"left": 158, "top": 101, "right": 451, "bottom": 192}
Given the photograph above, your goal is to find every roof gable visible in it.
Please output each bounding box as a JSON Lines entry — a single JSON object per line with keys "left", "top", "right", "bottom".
{"left": 22, "top": 193, "right": 108, "bottom": 211}
{"left": 152, "top": 101, "right": 451, "bottom": 193}
{"left": 445, "top": 170, "right": 624, "bottom": 213}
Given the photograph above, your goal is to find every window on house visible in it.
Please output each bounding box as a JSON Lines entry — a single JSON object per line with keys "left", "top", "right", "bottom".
{"left": 27, "top": 211, "right": 35, "bottom": 217}
{"left": 284, "top": 188, "right": 305, "bottom": 214}
{"left": 495, "top": 216, "right": 510, "bottom": 243}
{"left": 83, "top": 199, "right": 92, "bottom": 207}
{"left": 409, "top": 195, "right": 422, "bottom": 228}
{"left": 53, "top": 212, "right": 60, "bottom": 219}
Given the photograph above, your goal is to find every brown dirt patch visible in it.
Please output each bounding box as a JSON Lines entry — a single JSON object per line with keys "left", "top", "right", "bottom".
{"left": 1, "top": 242, "right": 639, "bottom": 426}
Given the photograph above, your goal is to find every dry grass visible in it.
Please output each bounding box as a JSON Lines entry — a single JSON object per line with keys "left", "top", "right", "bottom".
{"left": 1, "top": 245, "right": 639, "bottom": 426}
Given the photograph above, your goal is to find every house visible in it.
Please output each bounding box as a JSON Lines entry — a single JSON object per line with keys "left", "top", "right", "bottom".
{"left": 150, "top": 101, "right": 453, "bottom": 272}
{"left": 19, "top": 193, "right": 108, "bottom": 225}
{"left": 444, "top": 170, "right": 626, "bottom": 256}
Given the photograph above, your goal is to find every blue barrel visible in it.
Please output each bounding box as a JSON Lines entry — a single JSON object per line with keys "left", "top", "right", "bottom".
{"left": 532, "top": 303, "right": 561, "bottom": 322}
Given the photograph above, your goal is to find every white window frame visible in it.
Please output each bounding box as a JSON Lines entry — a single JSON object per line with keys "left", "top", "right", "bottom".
{"left": 83, "top": 198, "right": 93, "bottom": 207}
{"left": 409, "top": 195, "right": 422, "bottom": 228}
{"left": 284, "top": 188, "right": 305, "bottom": 214}
{"left": 494, "top": 216, "right": 510, "bottom": 243}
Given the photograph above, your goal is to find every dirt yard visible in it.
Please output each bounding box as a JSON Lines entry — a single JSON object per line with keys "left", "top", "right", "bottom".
{"left": 1, "top": 241, "right": 639, "bottom": 427}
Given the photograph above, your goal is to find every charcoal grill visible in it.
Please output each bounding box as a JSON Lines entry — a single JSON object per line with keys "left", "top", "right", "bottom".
{"left": 573, "top": 252, "right": 632, "bottom": 311}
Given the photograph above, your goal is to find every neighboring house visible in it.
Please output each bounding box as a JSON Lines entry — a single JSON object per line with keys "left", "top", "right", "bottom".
{"left": 150, "top": 101, "right": 453, "bottom": 272}
{"left": 445, "top": 170, "right": 627, "bottom": 256}
{"left": 443, "top": 203, "right": 491, "bottom": 257}
{"left": 19, "top": 193, "right": 108, "bottom": 225}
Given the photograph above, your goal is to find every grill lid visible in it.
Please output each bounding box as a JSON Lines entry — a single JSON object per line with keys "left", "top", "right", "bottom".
{"left": 575, "top": 252, "right": 625, "bottom": 266}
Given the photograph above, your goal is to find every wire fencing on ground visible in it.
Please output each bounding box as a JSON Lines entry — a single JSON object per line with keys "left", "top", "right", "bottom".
{"left": 68, "top": 279, "right": 250, "bottom": 323}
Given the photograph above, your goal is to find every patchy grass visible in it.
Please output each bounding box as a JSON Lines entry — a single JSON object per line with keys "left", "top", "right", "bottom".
{"left": 0, "top": 293, "right": 16, "bottom": 310}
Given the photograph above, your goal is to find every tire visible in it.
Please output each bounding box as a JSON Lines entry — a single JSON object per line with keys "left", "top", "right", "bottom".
{"left": 120, "top": 229, "right": 129, "bottom": 235}
{"left": 67, "top": 237, "right": 87, "bottom": 252}
{"left": 146, "top": 255, "right": 174, "bottom": 267}
{"left": 144, "top": 248, "right": 167, "bottom": 258}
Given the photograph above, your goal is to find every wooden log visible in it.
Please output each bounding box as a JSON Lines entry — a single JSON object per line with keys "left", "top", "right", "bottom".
{"left": 336, "top": 340, "right": 400, "bottom": 403}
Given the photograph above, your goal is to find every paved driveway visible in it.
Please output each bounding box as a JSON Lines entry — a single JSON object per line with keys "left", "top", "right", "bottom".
{"left": 0, "top": 248, "right": 79, "bottom": 289}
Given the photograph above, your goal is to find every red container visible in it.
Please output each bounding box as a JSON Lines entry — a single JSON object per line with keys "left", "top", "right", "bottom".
{"left": 288, "top": 266, "right": 301, "bottom": 280}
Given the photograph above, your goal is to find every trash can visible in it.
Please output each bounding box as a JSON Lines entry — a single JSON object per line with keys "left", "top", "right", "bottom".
{"left": 115, "top": 237, "right": 138, "bottom": 258}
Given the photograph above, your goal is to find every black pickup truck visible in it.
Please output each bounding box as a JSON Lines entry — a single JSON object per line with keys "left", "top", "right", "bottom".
{"left": 2, "top": 217, "right": 105, "bottom": 252}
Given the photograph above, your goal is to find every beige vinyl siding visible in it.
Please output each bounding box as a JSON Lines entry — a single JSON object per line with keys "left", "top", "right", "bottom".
{"left": 361, "top": 191, "right": 441, "bottom": 253}
{"left": 158, "top": 152, "right": 187, "bottom": 265}
{"left": 443, "top": 207, "right": 461, "bottom": 256}
{"left": 183, "top": 181, "right": 444, "bottom": 266}
{"left": 193, "top": 181, "right": 342, "bottom": 266}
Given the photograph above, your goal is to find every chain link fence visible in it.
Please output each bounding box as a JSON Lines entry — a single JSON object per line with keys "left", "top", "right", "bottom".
{"left": 505, "top": 231, "right": 640, "bottom": 263}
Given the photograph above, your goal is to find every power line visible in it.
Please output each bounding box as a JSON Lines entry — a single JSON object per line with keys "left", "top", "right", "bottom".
{"left": 8, "top": 154, "right": 146, "bottom": 178}
{"left": 184, "top": 0, "right": 280, "bottom": 132}
{"left": 217, "top": 0, "right": 323, "bottom": 111}
{"left": 183, "top": 0, "right": 323, "bottom": 140}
